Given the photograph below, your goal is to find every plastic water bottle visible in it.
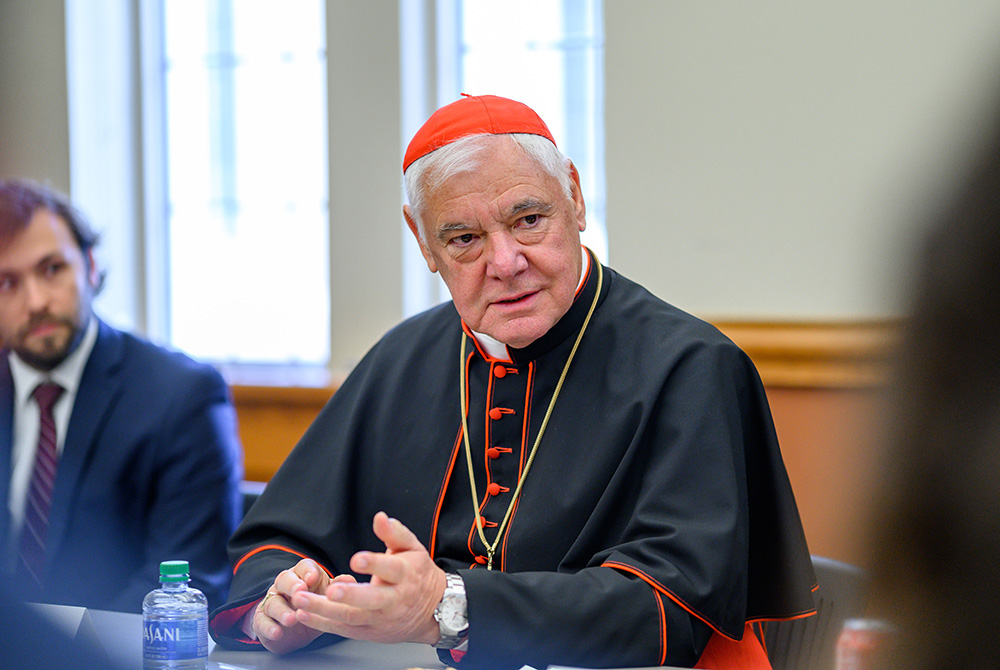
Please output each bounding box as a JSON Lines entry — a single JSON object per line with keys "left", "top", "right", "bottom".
{"left": 142, "top": 560, "right": 208, "bottom": 669}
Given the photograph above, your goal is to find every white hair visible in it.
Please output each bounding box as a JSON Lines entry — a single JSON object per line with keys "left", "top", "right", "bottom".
{"left": 404, "top": 133, "right": 573, "bottom": 239}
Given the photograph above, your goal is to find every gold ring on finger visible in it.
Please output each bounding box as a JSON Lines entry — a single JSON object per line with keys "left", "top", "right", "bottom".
{"left": 259, "top": 590, "right": 278, "bottom": 614}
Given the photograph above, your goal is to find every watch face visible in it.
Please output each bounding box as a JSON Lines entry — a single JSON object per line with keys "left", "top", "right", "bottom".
{"left": 435, "top": 574, "right": 469, "bottom": 639}
{"left": 439, "top": 595, "right": 468, "bottom": 632}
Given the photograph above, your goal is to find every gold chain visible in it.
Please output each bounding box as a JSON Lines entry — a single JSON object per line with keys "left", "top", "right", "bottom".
{"left": 459, "top": 261, "right": 603, "bottom": 570}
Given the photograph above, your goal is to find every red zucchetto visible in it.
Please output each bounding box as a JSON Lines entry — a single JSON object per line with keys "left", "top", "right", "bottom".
{"left": 402, "top": 94, "right": 556, "bottom": 173}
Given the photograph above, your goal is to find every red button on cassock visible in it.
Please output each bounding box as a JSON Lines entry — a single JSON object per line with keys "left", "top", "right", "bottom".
{"left": 487, "top": 482, "right": 502, "bottom": 496}
{"left": 488, "top": 407, "right": 503, "bottom": 421}
{"left": 493, "top": 366, "right": 507, "bottom": 378}
{"left": 474, "top": 555, "right": 488, "bottom": 565}
{"left": 486, "top": 447, "right": 501, "bottom": 459}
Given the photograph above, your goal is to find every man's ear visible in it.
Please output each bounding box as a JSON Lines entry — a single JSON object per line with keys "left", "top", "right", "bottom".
{"left": 403, "top": 205, "right": 438, "bottom": 274}
{"left": 567, "top": 160, "right": 587, "bottom": 232}
{"left": 85, "top": 249, "right": 100, "bottom": 288}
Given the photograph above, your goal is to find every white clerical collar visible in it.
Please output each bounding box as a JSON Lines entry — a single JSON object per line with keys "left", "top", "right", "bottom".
{"left": 470, "top": 330, "right": 510, "bottom": 361}
{"left": 9, "top": 316, "right": 99, "bottom": 409}
{"left": 471, "top": 245, "right": 590, "bottom": 360}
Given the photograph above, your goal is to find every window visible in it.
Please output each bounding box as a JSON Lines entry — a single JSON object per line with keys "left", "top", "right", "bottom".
{"left": 458, "top": 0, "right": 606, "bottom": 260}
{"left": 73, "top": 1, "right": 602, "bottom": 372}
{"left": 402, "top": 0, "right": 606, "bottom": 316}
{"left": 154, "top": 0, "right": 329, "bottom": 365}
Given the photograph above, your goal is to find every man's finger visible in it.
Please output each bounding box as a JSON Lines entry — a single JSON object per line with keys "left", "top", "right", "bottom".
{"left": 255, "top": 591, "right": 293, "bottom": 638}
{"left": 322, "top": 579, "right": 397, "bottom": 612}
{"left": 289, "top": 559, "right": 326, "bottom": 591}
{"left": 371, "top": 511, "right": 424, "bottom": 554}
{"left": 295, "top": 588, "right": 389, "bottom": 627}
{"left": 349, "top": 549, "right": 406, "bottom": 584}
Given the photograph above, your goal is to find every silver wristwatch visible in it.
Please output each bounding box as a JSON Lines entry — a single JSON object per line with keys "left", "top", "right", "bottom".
{"left": 433, "top": 573, "right": 469, "bottom": 649}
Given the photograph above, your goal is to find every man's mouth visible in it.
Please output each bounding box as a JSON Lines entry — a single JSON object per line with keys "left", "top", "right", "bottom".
{"left": 22, "top": 317, "right": 68, "bottom": 340}
{"left": 493, "top": 291, "right": 536, "bottom": 305}
{"left": 31, "top": 323, "right": 61, "bottom": 335}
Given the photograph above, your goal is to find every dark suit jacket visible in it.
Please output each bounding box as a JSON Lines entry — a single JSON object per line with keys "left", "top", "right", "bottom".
{"left": 0, "top": 320, "right": 243, "bottom": 611}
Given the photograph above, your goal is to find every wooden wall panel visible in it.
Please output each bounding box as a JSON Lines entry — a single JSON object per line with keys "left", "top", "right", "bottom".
{"left": 714, "top": 320, "right": 896, "bottom": 389}
{"left": 766, "top": 386, "right": 889, "bottom": 566}
{"left": 231, "top": 385, "right": 333, "bottom": 483}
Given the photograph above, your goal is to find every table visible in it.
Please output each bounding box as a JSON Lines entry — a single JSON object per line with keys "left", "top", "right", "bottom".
{"left": 79, "top": 608, "right": 681, "bottom": 670}
{"left": 89, "top": 609, "right": 448, "bottom": 669}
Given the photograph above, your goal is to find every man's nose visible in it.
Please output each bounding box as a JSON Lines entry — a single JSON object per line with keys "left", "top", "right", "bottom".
{"left": 486, "top": 232, "right": 528, "bottom": 280}
{"left": 23, "top": 276, "right": 51, "bottom": 312}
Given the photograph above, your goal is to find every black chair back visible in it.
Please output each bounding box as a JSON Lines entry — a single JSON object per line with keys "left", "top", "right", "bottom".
{"left": 765, "top": 555, "right": 870, "bottom": 670}
{"left": 239, "top": 480, "right": 267, "bottom": 518}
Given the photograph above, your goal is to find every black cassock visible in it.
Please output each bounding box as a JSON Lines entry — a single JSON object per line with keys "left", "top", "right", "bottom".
{"left": 210, "top": 249, "right": 816, "bottom": 669}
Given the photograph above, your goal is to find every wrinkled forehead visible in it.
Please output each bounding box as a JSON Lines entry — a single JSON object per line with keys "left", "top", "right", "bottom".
{"left": 421, "top": 135, "right": 554, "bottom": 194}
{"left": 426, "top": 139, "right": 560, "bottom": 205}
{"left": 428, "top": 133, "right": 508, "bottom": 175}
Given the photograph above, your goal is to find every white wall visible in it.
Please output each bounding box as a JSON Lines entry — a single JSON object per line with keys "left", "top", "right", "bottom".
{"left": 605, "top": 1, "right": 1000, "bottom": 320}
{"left": 0, "top": 0, "right": 70, "bottom": 189}
{"left": 327, "top": 1, "right": 403, "bottom": 370}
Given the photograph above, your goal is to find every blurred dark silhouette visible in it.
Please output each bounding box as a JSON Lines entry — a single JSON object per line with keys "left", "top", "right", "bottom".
{"left": 865, "top": 97, "right": 1000, "bottom": 670}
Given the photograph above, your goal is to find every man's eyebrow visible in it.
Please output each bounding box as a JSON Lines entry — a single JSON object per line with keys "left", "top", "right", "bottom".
{"left": 36, "top": 252, "right": 64, "bottom": 266}
{"left": 0, "top": 252, "right": 61, "bottom": 277}
{"left": 434, "top": 222, "right": 475, "bottom": 243}
{"left": 26, "top": 253, "right": 66, "bottom": 273}
{"left": 506, "top": 198, "right": 553, "bottom": 218}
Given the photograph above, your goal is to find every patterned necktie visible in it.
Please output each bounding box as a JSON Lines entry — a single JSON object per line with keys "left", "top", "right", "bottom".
{"left": 19, "top": 382, "right": 65, "bottom": 586}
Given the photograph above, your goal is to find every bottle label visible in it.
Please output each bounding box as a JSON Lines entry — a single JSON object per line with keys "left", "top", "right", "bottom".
{"left": 143, "top": 618, "right": 208, "bottom": 661}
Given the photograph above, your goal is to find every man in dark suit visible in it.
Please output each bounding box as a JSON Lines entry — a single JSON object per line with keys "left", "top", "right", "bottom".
{"left": 0, "top": 179, "right": 243, "bottom": 611}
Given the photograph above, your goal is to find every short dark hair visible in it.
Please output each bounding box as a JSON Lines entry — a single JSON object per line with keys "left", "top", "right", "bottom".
{"left": 0, "top": 178, "right": 106, "bottom": 293}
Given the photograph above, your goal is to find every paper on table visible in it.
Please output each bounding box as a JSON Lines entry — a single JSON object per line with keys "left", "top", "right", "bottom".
{"left": 26, "top": 602, "right": 111, "bottom": 664}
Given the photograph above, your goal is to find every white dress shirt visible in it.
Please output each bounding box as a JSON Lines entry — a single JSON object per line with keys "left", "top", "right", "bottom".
{"left": 7, "top": 318, "right": 98, "bottom": 539}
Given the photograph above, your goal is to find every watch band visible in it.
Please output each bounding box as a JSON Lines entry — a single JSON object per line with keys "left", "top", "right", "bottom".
{"left": 433, "top": 572, "right": 469, "bottom": 649}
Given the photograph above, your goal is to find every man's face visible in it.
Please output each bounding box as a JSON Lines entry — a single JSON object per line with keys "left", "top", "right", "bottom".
{"left": 0, "top": 208, "right": 99, "bottom": 370}
{"left": 405, "top": 139, "right": 586, "bottom": 348}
